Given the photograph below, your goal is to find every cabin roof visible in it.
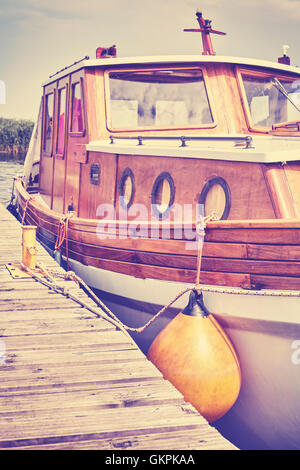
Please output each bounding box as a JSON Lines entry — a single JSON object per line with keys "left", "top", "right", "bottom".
{"left": 43, "top": 54, "right": 300, "bottom": 86}
{"left": 86, "top": 134, "right": 300, "bottom": 164}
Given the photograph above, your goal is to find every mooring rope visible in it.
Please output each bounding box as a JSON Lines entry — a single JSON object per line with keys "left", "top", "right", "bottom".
{"left": 19, "top": 213, "right": 217, "bottom": 335}
{"left": 54, "top": 213, "right": 74, "bottom": 271}
{"left": 22, "top": 261, "right": 192, "bottom": 335}
{"left": 21, "top": 197, "right": 33, "bottom": 225}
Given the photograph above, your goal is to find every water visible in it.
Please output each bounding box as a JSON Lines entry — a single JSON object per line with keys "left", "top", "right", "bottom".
{"left": 0, "top": 155, "right": 24, "bottom": 204}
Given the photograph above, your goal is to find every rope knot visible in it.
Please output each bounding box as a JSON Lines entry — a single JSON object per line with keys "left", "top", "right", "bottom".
{"left": 54, "top": 213, "right": 74, "bottom": 271}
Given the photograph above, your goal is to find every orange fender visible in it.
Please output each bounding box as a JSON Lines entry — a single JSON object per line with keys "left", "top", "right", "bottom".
{"left": 147, "top": 290, "right": 242, "bottom": 423}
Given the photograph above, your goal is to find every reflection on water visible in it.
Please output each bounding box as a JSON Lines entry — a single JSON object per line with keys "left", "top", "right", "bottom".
{"left": 0, "top": 154, "right": 24, "bottom": 203}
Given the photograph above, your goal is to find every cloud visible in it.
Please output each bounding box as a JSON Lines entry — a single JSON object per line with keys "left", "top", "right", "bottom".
{"left": 2, "top": 0, "right": 300, "bottom": 120}
{"left": 195, "top": 0, "right": 300, "bottom": 21}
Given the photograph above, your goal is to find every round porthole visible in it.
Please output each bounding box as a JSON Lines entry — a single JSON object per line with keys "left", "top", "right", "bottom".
{"left": 119, "top": 168, "right": 135, "bottom": 209}
{"left": 151, "top": 172, "right": 175, "bottom": 219}
{"left": 199, "top": 177, "right": 231, "bottom": 220}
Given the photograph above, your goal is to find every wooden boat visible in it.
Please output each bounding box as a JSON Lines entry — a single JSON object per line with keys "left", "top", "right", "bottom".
{"left": 13, "top": 12, "right": 300, "bottom": 449}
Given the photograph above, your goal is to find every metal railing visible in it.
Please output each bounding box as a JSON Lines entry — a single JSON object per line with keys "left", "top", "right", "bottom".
{"left": 109, "top": 134, "right": 254, "bottom": 149}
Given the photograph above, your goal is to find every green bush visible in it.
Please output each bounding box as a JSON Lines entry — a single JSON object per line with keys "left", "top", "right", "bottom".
{"left": 0, "top": 118, "right": 34, "bottom": 154}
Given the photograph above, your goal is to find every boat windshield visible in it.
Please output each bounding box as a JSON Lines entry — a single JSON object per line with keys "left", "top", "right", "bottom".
{"left": 241, "top": 73, "right": 300, "bottom": 128}
{"left": 107, "top": 68, "right": 213, "bottom": 130}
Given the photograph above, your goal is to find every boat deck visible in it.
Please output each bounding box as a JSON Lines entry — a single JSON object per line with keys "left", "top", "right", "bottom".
{"left": 0, "top": 203, "right": 237, "bottom": 450}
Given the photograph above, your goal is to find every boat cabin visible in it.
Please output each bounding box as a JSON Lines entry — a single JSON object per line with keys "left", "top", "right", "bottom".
{"left": 37, "top": 49, "right": 300, "bottom": 223}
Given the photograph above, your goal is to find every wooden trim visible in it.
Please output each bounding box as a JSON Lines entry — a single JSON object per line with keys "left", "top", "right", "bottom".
{"left": 64, "top": 247, "right": 252, "bottom": 289}
{"left": 262, "top": 164, "right": 297, "bottom": 218}
{"left": 23, "top": 207, "right": 300, "bottom": 292}
{"left": 104, "top": 65, "right": 218, "bottom": 133}
{"left": 16, "top": 178, "right": 300, "bottom": 231}
{"left": 42, "top": 83, "right": 57, "bottom": 158}
{"left": 250, "top": 274, "right": 300, "bottom": 291}
{"left": 41, "top": 233, "right": 300, "bottom": 278}
{"left": 247, "top": 243, "right": 300, "bottom": 261}
{"left": 84, "top": 69, "right": 99, "bottom": 141}
{"left": 24, "top": 204, "right": 247, "bottom": 258}
{"left": 15, "top": 184, "right": 300, "bottom": 292}
{"left": 30, "top": 210, "right": 300, "bottom": 261}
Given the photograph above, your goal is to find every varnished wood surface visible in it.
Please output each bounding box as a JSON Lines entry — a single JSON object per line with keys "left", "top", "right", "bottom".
{"left": 0, "top": 203, "right": 236, "bottom": 450}
{"left": 16, "top": 181, "right": 300, "bottom": 291}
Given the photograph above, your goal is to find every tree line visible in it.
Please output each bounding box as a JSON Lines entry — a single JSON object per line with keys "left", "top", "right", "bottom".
{"left": 0, "top": 117, "right": 34, "bottom": 156}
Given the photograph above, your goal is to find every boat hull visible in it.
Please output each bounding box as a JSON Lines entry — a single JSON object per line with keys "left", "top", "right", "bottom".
{"left": 14, "top": 183, "right": 300, "bottom": 449}
{"left": 66, "top": 257, "right": 300, "bottom": 450}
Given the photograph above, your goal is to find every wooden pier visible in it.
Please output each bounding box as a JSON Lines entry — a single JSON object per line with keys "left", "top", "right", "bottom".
{"left": 0, "top": 203, "right": 237, "bottom": 450}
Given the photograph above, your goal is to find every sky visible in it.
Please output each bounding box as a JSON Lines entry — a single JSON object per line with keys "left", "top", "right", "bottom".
{"left": 1, "top": 0, "right": 300, "bottom": 121}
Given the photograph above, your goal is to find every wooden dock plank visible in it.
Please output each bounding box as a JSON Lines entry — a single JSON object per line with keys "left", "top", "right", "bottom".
{"left": 0, "top": 203, "right": 237, "bottom": 450}
{"left": 11, "top": 428, "right": 231, "bottom": 450}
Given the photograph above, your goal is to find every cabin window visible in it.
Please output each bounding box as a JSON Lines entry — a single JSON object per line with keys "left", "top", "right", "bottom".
{"left": 107, "top": 68, "right": 213, "bottom": 130}
{"left": 71, "top": 81, "right": 84, "bottom": 133}
{"left": 151, "top": 172, "right": 175, "bottom": 219}
{"left": 119, "top": 168, "right": 135, "bottom": 209}
{"left": 56, "top": 87, "right": 67, "bottom": 155}
{"left": 199, "top": 177, "right": 230, "bottom": 220}
{"left": 44, "top": 93, "right": 54, "bottom": 154}
{"left": 241, "top": 73, "right": 300, "bottom": 128}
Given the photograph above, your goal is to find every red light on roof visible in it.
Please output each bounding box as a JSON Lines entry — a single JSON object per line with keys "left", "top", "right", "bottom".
{"left": 96, "top": 45, "right": 117, "bottom": 59}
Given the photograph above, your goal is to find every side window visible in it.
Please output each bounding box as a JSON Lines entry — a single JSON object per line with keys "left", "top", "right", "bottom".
{"left": 240, "top": 71, "right": 300, "bottom": 128}
{"left": 56, "top": 87, "right": 67, "bottom": 155}
{"left": 44, "top": 93, "right": 54, "bottom": 154}
{"left": 71, "top": 82, "right": 84, "bottom": 133}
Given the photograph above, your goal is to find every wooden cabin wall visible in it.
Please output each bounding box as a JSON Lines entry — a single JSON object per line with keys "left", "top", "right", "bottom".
{"left": 39, "top": 156, "right": 53, "bottom": 208}
{"left": 282, "top": 162, "right": 300, "bottom": 218}
{"left": 262, "top": 163, "right": 298, "bottom": 218}
{"left": 78, "top": 151, "right": 275, "bottom": 220}
{"left": 115, "top": 155, "right": 275, "bottom": 220}
{"left": 78, "top": 151, "right": 117, "bottom": 219}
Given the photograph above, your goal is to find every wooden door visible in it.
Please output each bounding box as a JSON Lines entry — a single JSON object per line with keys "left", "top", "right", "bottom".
{"left": 39, "top": 81, "right": 56, "bottom": 207}
{"left": 65, "top": 69, "right": 88, "bottom": 215}
{"left": 52, "top": 75, "right": 70, "bottom": 213}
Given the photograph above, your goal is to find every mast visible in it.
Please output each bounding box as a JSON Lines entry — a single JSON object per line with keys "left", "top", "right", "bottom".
{"left": 184, "top": 10, "right": 226, "bottom": 55}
